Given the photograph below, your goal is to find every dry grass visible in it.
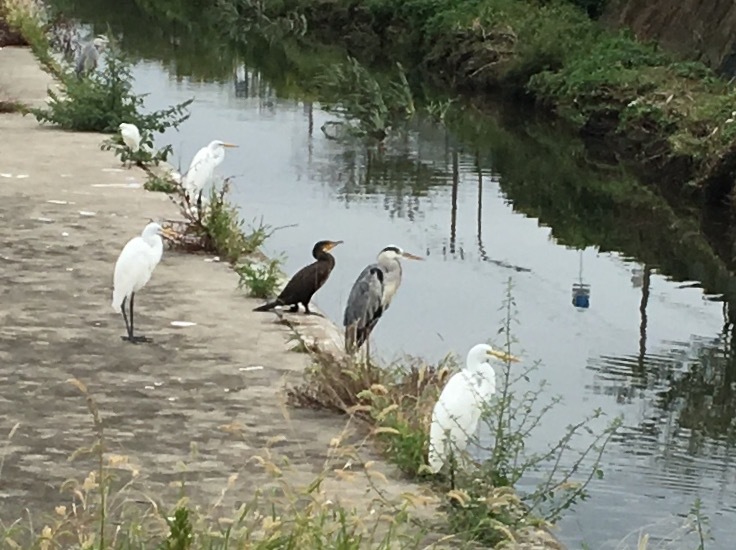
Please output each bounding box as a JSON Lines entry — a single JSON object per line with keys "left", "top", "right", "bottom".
{"left": 0, "top": 379, "right": 448, "bottom": 549}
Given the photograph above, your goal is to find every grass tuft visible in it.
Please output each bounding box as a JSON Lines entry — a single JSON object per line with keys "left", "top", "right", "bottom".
{"left": 236, "top": 257, "right": 284, "bottom": 299}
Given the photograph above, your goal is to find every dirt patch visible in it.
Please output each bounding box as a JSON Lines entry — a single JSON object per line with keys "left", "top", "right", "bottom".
{"left": 0, "top": 47, "right": 443, "bottom": 536}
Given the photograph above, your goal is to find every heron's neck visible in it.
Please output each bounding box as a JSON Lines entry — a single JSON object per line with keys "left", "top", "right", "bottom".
{"left": 378, "top": 256, "right": 400, "bottom": 274}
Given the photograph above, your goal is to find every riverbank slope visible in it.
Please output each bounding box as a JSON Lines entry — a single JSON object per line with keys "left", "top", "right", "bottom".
{"left": 0, "top": 45, "right": 450, "bottom": 543}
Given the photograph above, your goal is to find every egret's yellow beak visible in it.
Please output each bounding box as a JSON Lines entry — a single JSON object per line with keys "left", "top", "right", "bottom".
{"left": 222, "top": 142, "right": 238, "bottom": 148}
{"left": 401, "top": 251, "right": 424, "bottom": 261}
{"left": 325, "top": 240, "right": 344, "bottom": 251}
{"left": 161, "top": 227, "right": 179, "bottom": 240}
{"left": 487, "top": 348, "right": 520, "bottom": 363}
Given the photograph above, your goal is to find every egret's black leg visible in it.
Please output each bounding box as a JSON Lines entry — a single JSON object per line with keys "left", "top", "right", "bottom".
{"left": 122, "top": 293, "right": 152, "bottom": 343}
{"left": 196, "top": 190, "right": 203, "bottom": 214}
{"left": 449, "top": 451, "right": 456, "bottom": 491}
{"left": 120, "top": 297, "right": 133, "bottom": 340}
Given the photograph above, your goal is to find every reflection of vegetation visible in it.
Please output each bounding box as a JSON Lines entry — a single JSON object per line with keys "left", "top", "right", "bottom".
{"left": 48, "top": 0, "right": 238, "bottom": 80}
{"left": 316, "top": 57, "right": 415, "bottom": 142}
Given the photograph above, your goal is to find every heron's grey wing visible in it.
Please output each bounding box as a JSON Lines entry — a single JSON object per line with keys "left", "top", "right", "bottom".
{"left": 343, "top": 263, "right": 384, "bottom": 328}
{"left": 75, "top": 43, "right": 96, "bottom": 76}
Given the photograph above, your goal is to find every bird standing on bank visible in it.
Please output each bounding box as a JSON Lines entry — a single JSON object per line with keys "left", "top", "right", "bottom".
{"left": 427, "top": 343, "right": 520, "bottom": 476}
{"left": 254, "top": 240, "right": 343, "bottom": 315}
{"left": 343, "top": 245, "right": 423, "bottom": 353}
{"left": 182, "top": 140, "right": 238, "bottom": 207}
{"left": 75, "top": 35, "right": 109, "bottom": 77}
{"left": 119, "top": 123, "right": 141, "bottom": 154}
{"left": 111, "top": 222, "right": 177, "bottom": 343}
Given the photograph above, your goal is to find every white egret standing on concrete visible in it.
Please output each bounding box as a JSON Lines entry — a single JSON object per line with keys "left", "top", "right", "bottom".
{"left": 428, "top": 343, "right": 520, "bottom": 477}
{"left": 74, "top": 35, "right": 109, "bottom": 77}
{"left": 111, "top": 222, "right": 177, "bottom": 343}
{"left": 343, "top": 245, "right": 423, "bottom": 354}
{"left": 182, "top": 140, "right": 238, "bottom": 207}
{"left": 119, "top": 123, "right": 141, "bottom": 153}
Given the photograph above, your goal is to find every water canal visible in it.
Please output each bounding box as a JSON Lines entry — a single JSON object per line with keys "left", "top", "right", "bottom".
{"left": 47, "top": 1, "right": 736, "bottom": 546}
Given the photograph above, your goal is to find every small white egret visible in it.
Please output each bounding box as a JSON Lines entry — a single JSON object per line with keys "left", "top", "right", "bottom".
{"left": 111, "top": 222, "right": 177, "bottom": 343}
{"left": 119, "top": 123, "right": 141, "bottom": 153}
{"left": 428, "top": 343, "right": 520, "bottom": 475}
{"left": 182, "top": 140, "right": 238, "bottom": 205}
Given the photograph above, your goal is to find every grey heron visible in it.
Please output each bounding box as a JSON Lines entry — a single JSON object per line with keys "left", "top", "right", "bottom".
{"left": 343, "top": 245, "right": 423, "bottom": 354}
{"left": 74, "top": 35, "right": 109, "bottom": 78}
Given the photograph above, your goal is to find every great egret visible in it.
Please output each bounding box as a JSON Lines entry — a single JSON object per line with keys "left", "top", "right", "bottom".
{"left": 254, "top": 240, "right": 343, "bottom": 314}
{"left": 428, "top": 343, "right": 520, "bottom": 474}
{"left": 343, "top": 245, "right": 423, "bottom": 353}
{"left": 111, "top": 222, "right": 177, "bottom": 343}
{"left": 119, "top": 123, "right": 141, "bottom": 153}
{"left": 75, "top": 35, "right": 109, "bottom": 77}
{"left": 182, "top": 140, "right": 238, "bottom": 205}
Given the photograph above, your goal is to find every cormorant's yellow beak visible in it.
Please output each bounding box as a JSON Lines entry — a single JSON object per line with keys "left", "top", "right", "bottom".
{"left": 222, "top": 143, "right": 238, "bottom": 148}
{"left": 161, "top": 227, "right": 179, "bottom": 240}
{"left": 324, "top": 240, "right": 344, "bottom": 251}
{"left": 401, "top": 251, "right": 424, "bottom": 261}
{"left": 487, "top": 348, "right": 520, "bottom": 363}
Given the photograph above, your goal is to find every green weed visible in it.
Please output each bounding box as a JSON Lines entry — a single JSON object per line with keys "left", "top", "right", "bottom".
{"left": 31, "top": 45, "right": 193, "bottom": 134}
{"left": 166, "top": 177, "right": 275, "bottom": 265}
{"left": 144, "top": 173, "right": 179, "bottom": 193}
{"left": 236, "top": 257, "right": 284, "bottom": 299}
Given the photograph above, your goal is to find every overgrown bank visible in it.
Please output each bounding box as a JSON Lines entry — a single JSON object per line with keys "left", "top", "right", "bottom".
{"left": 216, "top": 0, "right": 736, "bottom": 205}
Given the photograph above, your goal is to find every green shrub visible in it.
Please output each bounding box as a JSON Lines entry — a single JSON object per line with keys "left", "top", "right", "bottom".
{"left": 32, "top": 48, "right": 193, "bottom": 133}
{"left": 236, "top": 257, "right": 284, "bottom": 299}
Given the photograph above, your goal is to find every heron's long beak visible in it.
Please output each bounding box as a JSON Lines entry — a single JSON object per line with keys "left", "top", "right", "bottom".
{"left": 487, "top": 349, "right": 520, "bottom": 363}
{"left": 401, "top": 251, "right": 424, "bottom": 261}
{"left": 325, "top": 240, "right": 344, "bottom": 251}
{"left": 222, "top": 143, "right": 238, "bottom": 148}
{"left": 161, "top": 227, "right": 179, "bottom": 240}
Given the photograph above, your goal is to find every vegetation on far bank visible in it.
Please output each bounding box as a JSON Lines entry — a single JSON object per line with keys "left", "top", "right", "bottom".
{"left": 40, "top": 0, "right": 736, "bottom": 201}
{"left": 206, "top": 0, "right": 736, "bottom": 200}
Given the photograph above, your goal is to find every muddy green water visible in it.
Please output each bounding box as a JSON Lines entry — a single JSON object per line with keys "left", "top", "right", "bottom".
{"left": 47, "top": 1, "right": 736, "bottom": 547}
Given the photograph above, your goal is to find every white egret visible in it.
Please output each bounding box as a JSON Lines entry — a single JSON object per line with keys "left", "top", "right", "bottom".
{"left": 343, "top": 245, "right": 423, "bottom": 353}
{"left": 428, "top": 343, "right": 520, "bottom": 475}
{"left": 111, "top": 222, "right": 177, "bottom": 343}
{"left": 118, "top": 123, "right": 141, "bottom": 153}
{"left": 182, "top": 140, "right": 238, "bottom": 205}
{"left": 74, "top": 35, "right": 109, "bottom": 77}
